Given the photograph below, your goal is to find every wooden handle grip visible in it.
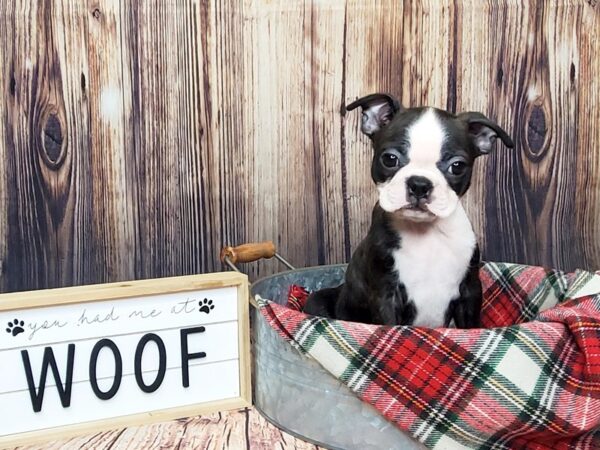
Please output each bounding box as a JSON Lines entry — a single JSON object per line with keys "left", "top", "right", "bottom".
{"left": 220, "top": 241, "right": 276, "bottom": 264}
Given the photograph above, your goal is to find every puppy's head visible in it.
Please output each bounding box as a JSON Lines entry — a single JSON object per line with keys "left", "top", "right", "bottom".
{"left": 347, "top": 93, "right": 514, "bottom": 222}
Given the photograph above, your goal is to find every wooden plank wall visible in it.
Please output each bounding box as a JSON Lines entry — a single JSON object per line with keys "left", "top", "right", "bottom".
{"left": 0, "top": 0, "right": 599, "bottom": 293}
{"left": 13, "top": 408, "right": 323, "bottom": 450}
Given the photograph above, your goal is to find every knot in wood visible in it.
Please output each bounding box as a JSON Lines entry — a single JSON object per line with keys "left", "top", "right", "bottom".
{"left": 496, "top": 67, "right": 503, "bottom": 86}
{"left": 526, "top": 105, "right": 548, "bottom": 158}
{"left": 42, "top": 113, "right": 65, "bottom": 166}
{"left": 9, "top": 76, "right": 16, "bottom": 96}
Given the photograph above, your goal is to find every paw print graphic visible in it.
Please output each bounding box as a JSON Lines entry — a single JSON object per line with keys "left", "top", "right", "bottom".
{"left": 6, "top": 319, "right": 25, "bottom": 337}
{"left": 198, "top": 298, "right": 215, "bottom": 314}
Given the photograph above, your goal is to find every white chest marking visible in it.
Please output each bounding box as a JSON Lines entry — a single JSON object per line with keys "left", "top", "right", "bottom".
{"left": 392, "top": 204, "right": 476, "bottom": 328}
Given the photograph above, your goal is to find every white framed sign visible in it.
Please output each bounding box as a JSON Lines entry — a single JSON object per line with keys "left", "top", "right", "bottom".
{"left": 0, "top": 272, "right": 251, "bottom": 448}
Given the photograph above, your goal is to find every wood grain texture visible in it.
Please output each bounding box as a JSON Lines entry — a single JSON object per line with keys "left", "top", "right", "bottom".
{"left": 11, "top": 408, "right": 322, "bottom": 450}
{"left": 1, "top": 0, "right": 599, "bottom": 294}
{"left": 458, "top": 0, "right": 600, "bottom": 270}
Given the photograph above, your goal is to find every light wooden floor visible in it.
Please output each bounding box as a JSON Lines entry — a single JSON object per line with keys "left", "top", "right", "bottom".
{"left": 12, "top": 407, "right": 324, "bottom": 450}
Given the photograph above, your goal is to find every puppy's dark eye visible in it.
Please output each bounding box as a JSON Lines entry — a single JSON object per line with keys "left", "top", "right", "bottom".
{"left": 380, "top": 149, "right": 402, "bottom": 168}
{"left": 448, "top": 161, "right": 467, "bottom": 176}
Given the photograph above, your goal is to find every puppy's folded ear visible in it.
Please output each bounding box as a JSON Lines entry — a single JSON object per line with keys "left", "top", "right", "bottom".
{"left": 457, "top": 112, "right": 514, "bottom": 155}
{"left": 346, "top": 93, "right": 401, "bottom": 136}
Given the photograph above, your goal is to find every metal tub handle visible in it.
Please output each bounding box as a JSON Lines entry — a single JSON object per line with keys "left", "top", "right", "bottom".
{"left": 220, "top": 241, "right": 295, "bottom": 272}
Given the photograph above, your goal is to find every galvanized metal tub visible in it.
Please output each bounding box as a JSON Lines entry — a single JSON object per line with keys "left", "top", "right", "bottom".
{"left": 250, "top": 264, "right": 425, "bottom": 450}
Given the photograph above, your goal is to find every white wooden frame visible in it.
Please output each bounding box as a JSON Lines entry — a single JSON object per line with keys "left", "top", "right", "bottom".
{"left": 0, "top": 272, "right": 251, "bottom": 448}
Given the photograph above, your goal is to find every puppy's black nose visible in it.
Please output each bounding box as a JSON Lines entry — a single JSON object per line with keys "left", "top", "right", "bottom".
{"left": 406, "top": 176, "right": 433, "bottom": 200}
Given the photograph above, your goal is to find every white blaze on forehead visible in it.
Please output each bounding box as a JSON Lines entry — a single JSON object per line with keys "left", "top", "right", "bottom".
{"left": 406, "top": 108, "right": 446, "bottom": 166}
{"left": 377, "top": 108, "right": 460, "bottom": 218}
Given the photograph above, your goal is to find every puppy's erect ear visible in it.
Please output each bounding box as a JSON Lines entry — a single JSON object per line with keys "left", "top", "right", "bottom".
{"left": 457, "top": 112, "right": 514, "bottom": 155}
{"left": 346, "top": 93, "right": 401, "bottom": 136}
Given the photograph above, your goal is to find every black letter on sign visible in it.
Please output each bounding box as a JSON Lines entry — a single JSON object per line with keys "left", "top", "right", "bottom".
{"left": 180, "top": 326, "right": 207, "bottom": 388}
{"left": 134, "top": 333, "right": 166, "bottom": 393}
{"left": 89, "top": 339, "right": 123, "bottom": 400}
{"left": 21, "top": 344, "right": 76, "bottom": 413}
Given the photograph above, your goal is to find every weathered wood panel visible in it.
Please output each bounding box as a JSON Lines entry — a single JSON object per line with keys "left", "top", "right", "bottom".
{"left": 243, "top": 1, "right": 320, "bottom": 278}
{"left": 1, "top": 0, "right": 599, "bottom": 294}
{"left": 458, "top": 0, "right": 600, "bottom": 269}
{"left": 12, "top": 407, "right": 322, "bottom": 450}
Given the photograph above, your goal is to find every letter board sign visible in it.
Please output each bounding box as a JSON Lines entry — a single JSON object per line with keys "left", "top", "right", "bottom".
{"left": 0, "top": 272, "right": 251, "bottom": 447}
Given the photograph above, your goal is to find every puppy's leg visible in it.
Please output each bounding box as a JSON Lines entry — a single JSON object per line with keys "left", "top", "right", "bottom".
{"left": 448, "top": 268, "right": 482, "bottom": 329}
{"left": 375, "top": 296, "right": 401, "bottom": 326}
{"left": 304, "top": 285, "right": 342, "bottom": 318}
{"left": 372, "top": 285, "right": 415, "bottom": 326}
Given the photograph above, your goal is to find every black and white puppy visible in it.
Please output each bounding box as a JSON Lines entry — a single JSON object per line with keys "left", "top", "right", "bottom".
{"left": 304, "top": 93, "right": 514, "bottom": 328}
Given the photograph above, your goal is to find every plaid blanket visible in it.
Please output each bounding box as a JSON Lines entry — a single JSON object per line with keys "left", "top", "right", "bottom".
{"left": 256, "top": 262, "right": 600, "bottom": 449}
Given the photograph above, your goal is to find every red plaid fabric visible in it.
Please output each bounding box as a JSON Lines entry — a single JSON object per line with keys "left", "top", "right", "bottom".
{"left": 256, "top": 262, "right": 600, "bottom": 449}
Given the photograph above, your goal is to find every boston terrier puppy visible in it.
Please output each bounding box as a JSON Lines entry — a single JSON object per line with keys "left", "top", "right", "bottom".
{"left": 304, "top": 93, "right": 514, "bottom": 328}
